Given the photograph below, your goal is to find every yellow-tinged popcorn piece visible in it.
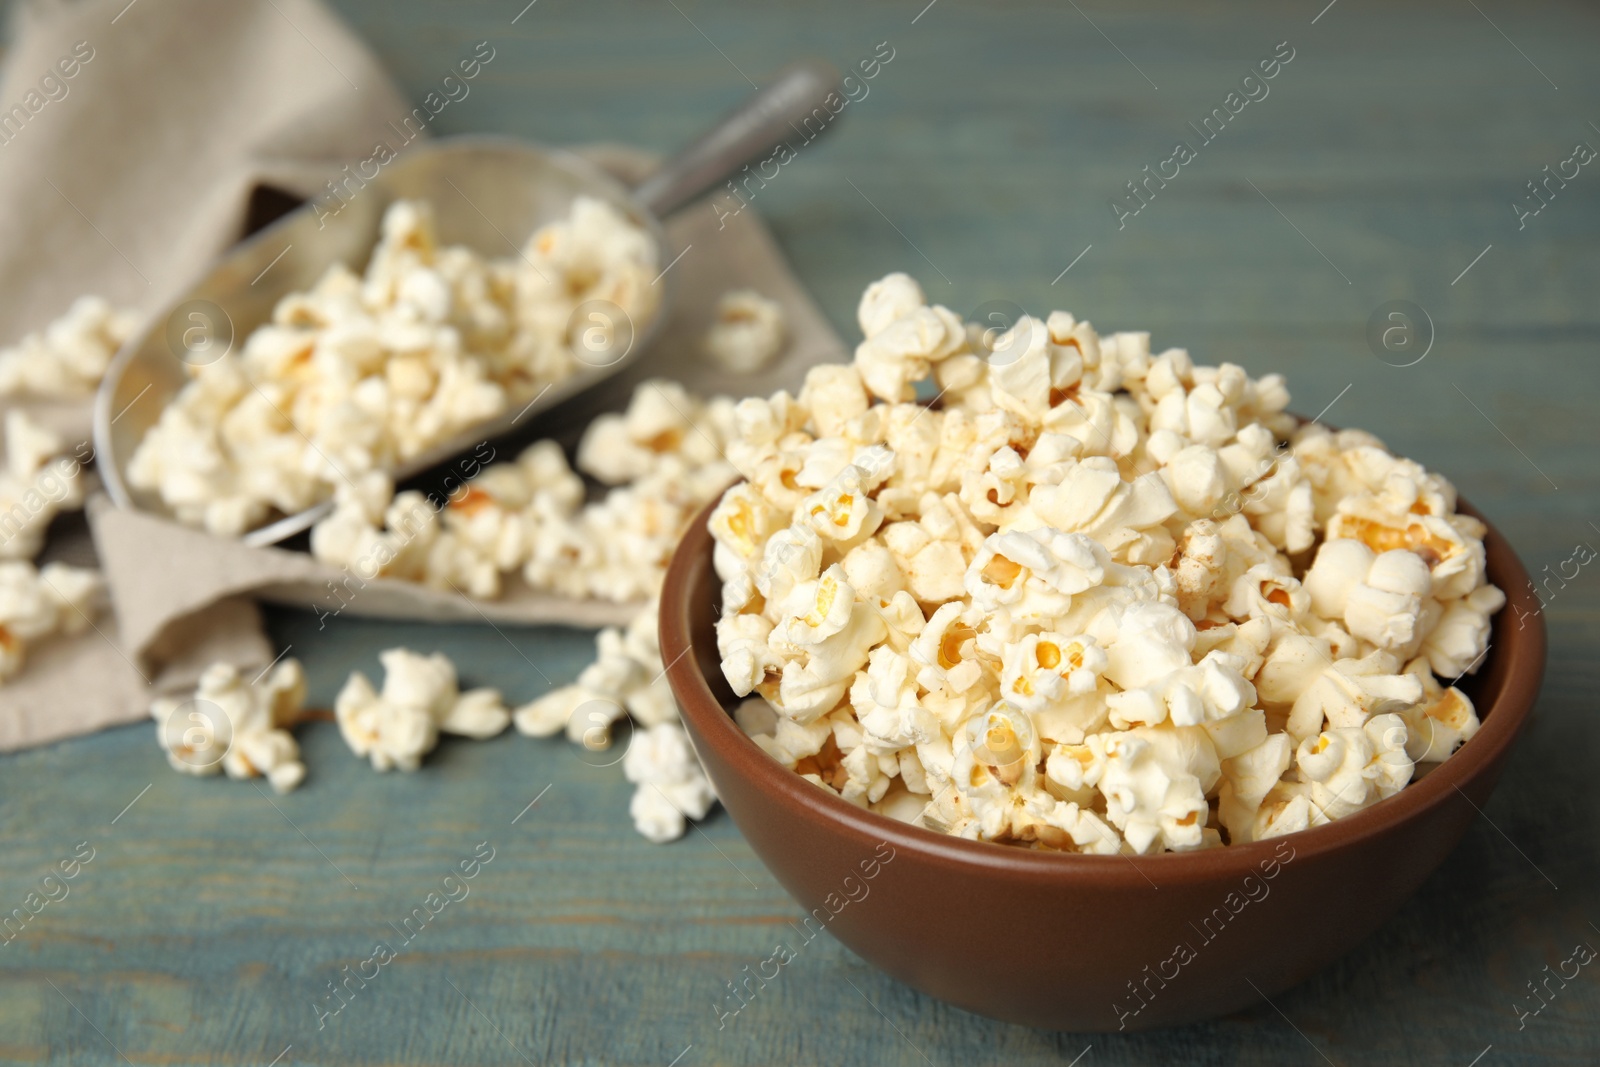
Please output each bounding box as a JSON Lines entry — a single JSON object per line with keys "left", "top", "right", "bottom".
{"left": 1398, "top": 656, "right": 1481, "bottom": 762}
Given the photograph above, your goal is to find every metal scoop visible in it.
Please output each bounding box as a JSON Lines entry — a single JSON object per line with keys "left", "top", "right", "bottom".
{"left": 95, "top": 60, "right": 840, "bottom": 546}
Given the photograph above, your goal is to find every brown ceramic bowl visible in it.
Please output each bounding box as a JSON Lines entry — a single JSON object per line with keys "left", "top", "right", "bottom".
{"left": 661, "top": 493, "right": 1545, "bottom": 1031}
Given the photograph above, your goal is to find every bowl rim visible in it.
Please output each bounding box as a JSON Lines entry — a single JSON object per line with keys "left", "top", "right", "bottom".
{"left": 662, "top": 483, "right": 1547, "bottom": 886}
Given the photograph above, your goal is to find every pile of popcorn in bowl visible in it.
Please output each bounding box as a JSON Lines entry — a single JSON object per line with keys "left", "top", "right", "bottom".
{"left": 706, "top": 273, "right": 1504, "bottom": 855}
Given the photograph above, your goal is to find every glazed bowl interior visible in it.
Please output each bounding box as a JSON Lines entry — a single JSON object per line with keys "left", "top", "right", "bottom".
{"left": 662, "top": 488, "right": 1546, "bottom": 1031}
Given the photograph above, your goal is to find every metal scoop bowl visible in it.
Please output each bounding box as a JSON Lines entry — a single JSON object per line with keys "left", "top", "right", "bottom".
{"left": 94, "top": 60, "right": 839, "bottom": 546}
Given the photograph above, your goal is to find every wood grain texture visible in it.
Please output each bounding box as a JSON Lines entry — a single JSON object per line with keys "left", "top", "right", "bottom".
{"left": 4, "top": 0, "right": 1599, "bottom": 1063}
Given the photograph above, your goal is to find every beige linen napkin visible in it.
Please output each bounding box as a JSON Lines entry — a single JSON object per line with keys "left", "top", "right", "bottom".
{"left": 0, "top": 0, "right": 423, "bottom": 750}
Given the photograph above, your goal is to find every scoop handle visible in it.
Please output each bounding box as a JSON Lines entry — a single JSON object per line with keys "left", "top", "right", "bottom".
{"left": 633, "top": 58, "right": 843, "bottom": 218}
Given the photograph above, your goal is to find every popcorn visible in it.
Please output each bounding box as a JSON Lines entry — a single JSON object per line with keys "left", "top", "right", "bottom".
{"left": 1398, "top": 656, "right": 1481, "bottom": 762}
{"left": 1254, "top": 629, "right": 1335, "bottom": 708}
{"left": 798, "top": 364, "right": 871, "bottom": 439}
{"left": 854, "top": 304, "right": 967, "bottom": 403}
{"left": 0, "top": 296, "right": 139, "bottom": 398}
{"left": 624, "top": 723, "right": 717, "bottom": 843}
{"left": 954, "top": 704, "right": 1042, "bottom": 800}
{"left": 1328, "top": 497, "right": 1485, "bottom": 602}
{"left": 1100, "top": 601, "right": 1197, "bottom": 696}
{"left": 857, "top": 272, "right": 927, "bottom": 339}
{"left": 311, "top": 473, "right": 439, "bottom": 582}
{"left": 1217, "top": 733, "right": 1293, "bottom": 844}
{"left": 0, "top": 561, "right": 102, "bottom": 679}
{"left": 1161, "top": 442, "right": 1230, "bottom": 519}
{"left": 1242, "top": 781, "right": 1318, "bottom": 840}
{"left": 833, "top": 711, "right": 897, "bottom": 806}
{"left": 423, "top": 443, "right": 585, "bottom": 599}
{"left": 511, "top": 682, "right": 602, "bottom": 740}
{"left": 1023, "top": 459, "right": 1178, "bottom": 566}
{"left": 0, "top": 411, "right": 90, "bottom": 563}
{"left": 752, "top": 710, "right": 834, "bottom": 768}
{"left": 130, "top": 197, "right": 658, "bottom": 538}
{"left": 852, "top": 645, "right": 941, "bottom": 755}
{"left": 704, "top": 289, "right": 786, "bottom": 374}
{"left": 1304, "top": 540, "right": 1436, "bottom": 654}
{"left": 514, "top": 598, "right": 720, "bottom": 843}
{"left": 1420, "top": 583, "right": 1505, "bottom": 679}
{"left": 908, "top": 601, "right": 984, "bottom": 698}
{"left": 764, "top": 569, "right": 887, "bottom": 722}
{"left": 520, "top": 382, "right": 735, "bottom": 602}
{"left": 1285, "top": 650, "right": 1423, "bottom": 743}
{"left": 797, "top": 461, "right": 886, "bottom": 547}
{"left": 150, "top": 658, "right": 308, "bottom": 793}
{"left": 1292, "top": 714, "right": 1414, "bottom": 821}
{"left": 307, "top": 375, "right": 735, "bottom": 608}
{"left": 710, "top": 273, "right": 1502, "bottom": 854}
{"left": 986, "top": 316, "right": 1075, "bottom": 425}
{"left": 335, "top": 648, "right": 510, "bottom": 771}
{"left": 1096, "top": 725, "right": 1220, "bottom": 854}
{"left": 1000, "top": 631, "right": 1105, "bottom": 711}
{"left": 965, "top": 528, "right": 1107, "bottom": 621}
{"left": 578, "top": 379, "right": 715, "bottom": 485}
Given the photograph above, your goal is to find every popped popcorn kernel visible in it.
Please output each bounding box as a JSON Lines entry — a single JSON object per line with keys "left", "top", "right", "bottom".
{"left": 0, "top": 296, "right": 139, "bottom": 398}
{"left": 704, "top": 289, "right": 786, "bottom": 374}
{"left": 150, "top": 658, "right": 308, "bottom": 793}
{"left": 335, "top": 647, "right": 510, "bottom": 772}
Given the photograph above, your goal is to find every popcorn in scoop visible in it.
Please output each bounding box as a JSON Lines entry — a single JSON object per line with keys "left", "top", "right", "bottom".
{"left": 129, "top": 196, "right": 658, "bottom": 538}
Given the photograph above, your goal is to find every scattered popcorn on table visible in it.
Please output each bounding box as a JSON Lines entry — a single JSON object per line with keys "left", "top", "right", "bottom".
{"left": 703, "top": 289, "right": 786, "bottom": 374}
{"left": 129, "top": 197, "right": 659, "bottom": 538}
{"left": 0, "top": 561, "right": 105, "bottom": 681}
{"left": 624, "top": 722, "right": 717, "bottom": 843}
{"left": 310, "top": 470, "right": 440, "bottom": 583}
{"left": 706, "top": 272, "right": 1505, "bottom": 855}
{"left": 335, "top": 647, "right": 511, "bottom": 771}
{"left": 150, "top": 658, "right": 308, "bottom": 793}
{"left": 0, "top": 411, "right": 89, "bottom": 561}
{"left": 310, "top": 379, "right": 737, "bottom": 605}
{"left": 514, "top": 598, "right": 719, "bottom": 843}
{"left": 0, "top": 296, "right": 140, "bottom": 398}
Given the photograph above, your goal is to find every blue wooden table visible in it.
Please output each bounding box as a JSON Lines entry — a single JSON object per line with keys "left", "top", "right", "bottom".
{"left": 4, "top": 1, "right": 1599, "bottom": 1063}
